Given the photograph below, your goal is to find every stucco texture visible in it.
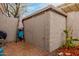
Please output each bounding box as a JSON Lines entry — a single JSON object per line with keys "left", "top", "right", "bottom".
{"left": 0, "top": 14, "right": 18, "bottom": 42}
{"left": 49, "top": 11, "right": 66, "bottom": 52}
{"left": 23, "top": 10, "right": 66, "bottom": 52}
{"left": 67, "top": 12, "right": 79, "bottom": 39}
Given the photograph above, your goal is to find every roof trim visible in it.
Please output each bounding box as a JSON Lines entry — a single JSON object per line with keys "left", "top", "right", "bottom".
{"left": 22, "top": 5, "right": 67, "bottom": 21}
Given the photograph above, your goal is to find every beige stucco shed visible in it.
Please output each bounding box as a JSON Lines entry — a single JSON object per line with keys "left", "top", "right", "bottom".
{"left": 0, "top": 14, "right": 18, "bottom": 42}
{"left": 23, "top": 5, "right": 67, "bottom": 52}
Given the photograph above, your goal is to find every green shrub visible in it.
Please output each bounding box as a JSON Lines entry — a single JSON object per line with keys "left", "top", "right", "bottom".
{"left": 65, "top": 37, "right": 75, "bottom": 48}
{"left": 64, "top": 29, "right": 75, "bottom": 48}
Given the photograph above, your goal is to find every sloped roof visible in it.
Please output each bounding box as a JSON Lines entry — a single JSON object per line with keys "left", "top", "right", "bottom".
{"left": 23, "top": 5, "right": 67, "bottom": 21}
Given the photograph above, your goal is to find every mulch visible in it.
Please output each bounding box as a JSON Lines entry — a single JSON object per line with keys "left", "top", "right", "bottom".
{"left": 57, "top": 46, "right": 79, "bottom": 56}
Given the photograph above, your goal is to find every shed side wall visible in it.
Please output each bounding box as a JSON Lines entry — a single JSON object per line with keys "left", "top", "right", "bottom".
{"left": 24, "top": 11, "right": 50, "bottom": 50}
{"left": 49, "top": 11, "right": 66, "bottom": 52}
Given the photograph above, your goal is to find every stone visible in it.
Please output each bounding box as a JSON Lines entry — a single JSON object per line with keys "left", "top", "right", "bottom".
{"left": 65, "top": 52, "right": 71, "bottom": 56}
{"left": 58, "top": 52, "right": 63, "bottom": 56}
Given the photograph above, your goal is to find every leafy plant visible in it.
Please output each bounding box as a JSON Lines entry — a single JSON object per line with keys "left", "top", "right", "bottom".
{"left": 65, "top": 37, "right": 75, "bottom": 48}
{"left": 64, "top": 28, "right": 75, "bottom": 48}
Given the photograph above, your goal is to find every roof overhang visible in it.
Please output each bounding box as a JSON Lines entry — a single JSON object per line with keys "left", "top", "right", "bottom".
{"left": 22, "top": 5, "right": 67, "bottom": 22}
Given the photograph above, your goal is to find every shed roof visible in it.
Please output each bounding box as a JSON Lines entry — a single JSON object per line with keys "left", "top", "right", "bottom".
{"left": 22, "top": 5, "right": 67, "bottom": 21}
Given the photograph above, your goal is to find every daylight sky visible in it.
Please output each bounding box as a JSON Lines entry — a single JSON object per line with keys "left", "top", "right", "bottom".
{"left": 20, "top": 3, "right": 62, "bottom": 28}
{"left": 22, "top": 3, "right": 62, "bottom": 18}
{"left": 22, "top": 3, "right": 48, "bottom": 18}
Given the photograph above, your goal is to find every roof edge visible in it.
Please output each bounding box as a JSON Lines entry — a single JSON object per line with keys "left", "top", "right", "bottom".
{"left": 22, "top": 5, "right": 67, "bottom": 21}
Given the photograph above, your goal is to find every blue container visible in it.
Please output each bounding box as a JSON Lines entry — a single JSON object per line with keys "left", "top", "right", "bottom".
{"left": 0, "top": 48, "right": 3, "bottom": 53}
{"left": 0, "top": 53, "right": 4, "bottom": 56}
{"left": 0, "top": 48, "right": 4, "bottom": 56}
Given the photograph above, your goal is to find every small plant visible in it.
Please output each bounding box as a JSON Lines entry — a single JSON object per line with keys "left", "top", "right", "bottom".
{"left": 65, "top": 37, "right": 75, "bottom": 48}
{"left": 64, "top": 27, "right": 75, "bottom": 48}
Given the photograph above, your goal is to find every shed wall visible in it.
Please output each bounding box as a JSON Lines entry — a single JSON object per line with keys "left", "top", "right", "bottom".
{"left": 0, "top": 14, "right": 18, "bottom": 42}
{"left": 24, "top": 11, "right": 50, "bottom": 50}
{"left": 49, "top": 11, "right": 66, "bottom": 52}
{"left": 23, "top": 10, "right": 66, "bottom": 52}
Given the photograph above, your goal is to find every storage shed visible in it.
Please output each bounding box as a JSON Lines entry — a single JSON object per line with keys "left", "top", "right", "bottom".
{"left": 0, "top": 14, "right": 18, "bottom": 42}
{"left": 23, "top": 5, "right": 67, "bottom": 52}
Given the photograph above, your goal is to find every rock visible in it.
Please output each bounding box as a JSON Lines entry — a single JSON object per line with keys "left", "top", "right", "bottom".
{"left": 65, "top": 52, "right": 71, "bottom": 56}
{"left": 58, "top": 52, "right": 63, "bottom": 56}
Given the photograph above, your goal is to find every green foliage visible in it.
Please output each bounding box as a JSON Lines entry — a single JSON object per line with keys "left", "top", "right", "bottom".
{"left": 64, "top": 29, "right": 68, "bottom": 39}
{"left": 64, "top": 28, "right": 75, "bottom": 48}
{"left": 64, "top": 30, "right": 68, "bottom": 35}
{"left": 72, "top": 38, "right": 79, "bottom": 41}
{"left": 65, "top": 37, "right": 75, "bottom": 48}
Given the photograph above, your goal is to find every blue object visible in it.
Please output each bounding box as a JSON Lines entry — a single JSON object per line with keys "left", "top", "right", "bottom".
{"left": 18, "top": 30, "right": 24, "bottom": 39}
{"left": 0, "top": 48, "right": 4, "bottom": 56}
{"left": 0, "top": 48, "right": 3, "bottom": 53}
{"left": 0, "top": 53, "right": 4, "bottom": 56}
{"left": 19, "top": 31, "right": 24, "bottom": 38}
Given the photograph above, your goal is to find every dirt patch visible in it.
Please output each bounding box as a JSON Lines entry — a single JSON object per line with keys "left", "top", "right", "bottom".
{"left": 4, "top": 41, "right": 49, "bottom": 56}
